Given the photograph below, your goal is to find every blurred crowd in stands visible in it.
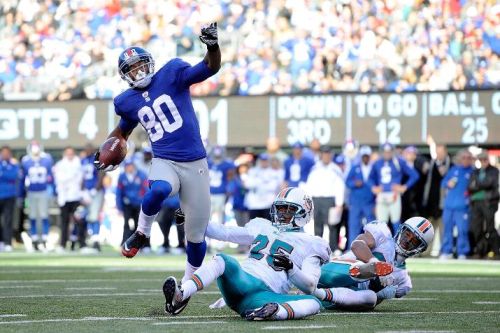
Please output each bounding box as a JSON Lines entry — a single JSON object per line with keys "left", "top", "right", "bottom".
{"left": 1, "top": 0, "right": 499, "bottom": 100}
{"left": 0, "top": 137, "right": 499, "bottom": 259}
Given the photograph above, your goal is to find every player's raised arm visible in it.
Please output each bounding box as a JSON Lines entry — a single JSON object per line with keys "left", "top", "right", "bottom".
{"left": 177, "top": 22, "right": 221, "bottom": 87}
{"left": 200, "top": 22, "right": 221, "bottom": 72}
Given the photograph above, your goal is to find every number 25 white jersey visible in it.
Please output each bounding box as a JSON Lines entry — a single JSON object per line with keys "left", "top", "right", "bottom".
{"left": 240, "top": 218, "right": 331, "bottom": 294}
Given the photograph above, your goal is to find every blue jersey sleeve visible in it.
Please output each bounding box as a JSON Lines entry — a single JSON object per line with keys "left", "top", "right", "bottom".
{"left": 368, "top": 162, "right": 379, "bottom": 187}
{"left": 114, "top": 100, "right": 139, "bottom": 133}
{"left": 401, "top": 159, "right": 419, "bottom": 189}
{"left": 175, "top": 60, "right": 214, "bottom": 88}
{"left": 441, "top": 167, "right": 455, "bottom": 189}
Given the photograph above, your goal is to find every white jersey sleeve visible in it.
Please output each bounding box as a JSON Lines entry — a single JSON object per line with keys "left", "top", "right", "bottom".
{"left": 364, "top": 221, "right": 392, "bottom": 246}
{"left": 244, "top": 218, "right": 276, "bottom": 237}
{"left": 309, "top": 236, "right": 332, "bottom": 264}
{"left": 363, "top": 221, "right": 396, "bottom": 264}
{"left": 205, "top": 223, "right": 255, "bottom": 245}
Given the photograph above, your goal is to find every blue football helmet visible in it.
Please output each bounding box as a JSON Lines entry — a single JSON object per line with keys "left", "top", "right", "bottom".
{"left": 118, "top": 46, "right": 155, "bottom": 88}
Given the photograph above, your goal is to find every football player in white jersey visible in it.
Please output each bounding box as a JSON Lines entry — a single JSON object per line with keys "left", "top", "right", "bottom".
{"left": 314, "top": 217, "right": 434, "bottom": 310}
{"left": 163, "top": 187, "right": 333, "bottom": 320}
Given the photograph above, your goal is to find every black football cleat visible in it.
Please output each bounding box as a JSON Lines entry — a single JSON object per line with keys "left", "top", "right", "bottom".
{"left": 163, "top": 276, "right": 190, "bottom": 316}
{"left": 121, "top": 231, "right": 149, "bottom": 258}
{"left": 244, "top": 302, "right": 279, "bottom": 321}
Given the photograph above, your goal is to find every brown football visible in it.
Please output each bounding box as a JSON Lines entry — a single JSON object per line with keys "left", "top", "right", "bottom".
{"left": 98, "top": 136, "right": 127, "bottom": 167}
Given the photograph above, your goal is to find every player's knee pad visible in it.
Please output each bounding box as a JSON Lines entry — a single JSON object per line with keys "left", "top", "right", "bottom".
{"left": 149, "top": 180, "right": 172, "bottom": 199}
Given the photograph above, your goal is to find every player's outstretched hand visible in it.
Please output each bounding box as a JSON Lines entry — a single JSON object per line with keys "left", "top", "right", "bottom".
{"left": 199, "top": 22, "right": 218, "bottom": 50}
{"left": 93, "top": 151, "right": 118, "bottom": 172}
{"left": 272, "top": 254, "right": 293, "bottom": 272}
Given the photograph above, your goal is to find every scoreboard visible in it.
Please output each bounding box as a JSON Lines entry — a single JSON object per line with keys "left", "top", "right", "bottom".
{"left": 0, "top": 90, "right": 498, "bottom": 149}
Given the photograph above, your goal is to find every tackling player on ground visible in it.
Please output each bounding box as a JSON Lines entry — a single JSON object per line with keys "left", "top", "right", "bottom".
{"left": 315, "top": 217, "right": 435, "bottom": 310}
{"left": 94, "top": 23, "right": 221, "bottom": 284}
{"left": 164, "top": 187, "right": 331, "bottom": 320}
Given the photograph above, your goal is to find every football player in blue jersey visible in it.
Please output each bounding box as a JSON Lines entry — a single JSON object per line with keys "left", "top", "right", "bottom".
{"left": 94, "top": 23, "right": 221, "bottom": 284}
{"left": 81, "top": 144, "right": 104, "bottom": 251}
{"left": 208, "top": 146, "right": 235, "bottom": 226}
{"left": 20, "top": 142, "right": 54, "bottom": 250}
{"left": 368, "top": 143, "right": 419, "bottom": 234}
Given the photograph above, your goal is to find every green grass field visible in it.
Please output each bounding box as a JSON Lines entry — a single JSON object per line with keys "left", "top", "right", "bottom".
{"left": 0, "top": 252, "right": 499, "bottom": 333}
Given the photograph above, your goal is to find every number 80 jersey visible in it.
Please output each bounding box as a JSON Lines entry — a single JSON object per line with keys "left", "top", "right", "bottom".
{"left": 114, "top": 59, "right": 216, "bottom": 162}
{"left": 241, "top": 218, "right": 331, "bottom": 294}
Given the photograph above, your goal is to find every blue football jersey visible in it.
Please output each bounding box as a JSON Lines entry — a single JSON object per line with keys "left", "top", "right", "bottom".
{"left": 369, "top": 157, "right": 419, "bottom": 193}
{"left": 21, "top": 155, "right": 53, "bottom": 192}
{"left": 81, "top": 155, "right": 98, "bottom": 190}
{"left": 114, "top": 59, "right": 215, "bottom": 162}
{"left": 208, "top": 159, "right": 235, "bottom": 194}
{"left": 284, "top": 156, "right": 315, "bottom": 187}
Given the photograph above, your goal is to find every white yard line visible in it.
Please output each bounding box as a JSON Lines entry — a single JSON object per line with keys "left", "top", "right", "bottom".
{"left": 65, "top": 287, "right": 116, "bottom": 290}
{"left": 152, "top": 321, "right": 227, "bottom": 326}
{"left": 1, "top": 311, "right": 499, "bottom": 325}
{"left": 388, "top": 298, "right": 436, "bottom": 301}
{"left": 0, "top": 315, "right": 26, "bottom": 318}
{"left": 0, "top": 278, "right": 158, "bottom": 284}
{"left": 317, "top": 310, "right": 500, "bottom": 316}
{"left": 137, "top": 289, "right": 220, "bottom": 295}
{"left": 418, "top": 290, "right": 500, "bottom": 294}
{"left": 472, "top": 301, "right": 500, "bottom": 305}
{"left": 0, "top": 317, "right": 152, "bottom": 325}
{"left": 262, "top": 325, "right": 337, "bottom": 330}
{"left": 0, "top": 292, "right": 156, "bottom": 299}
{"left": 0, "top": 285, "right": 41, "bottom": 289}
{"left": 376, "top": 331, "right": 455, "bottom": 333}
{"left": 0, "top": 291, "right": 222, "bottom": 299}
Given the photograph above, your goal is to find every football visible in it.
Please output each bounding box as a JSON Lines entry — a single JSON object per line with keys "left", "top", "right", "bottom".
{"left": 98, "top": 136, "right": 127, "bottom": 167}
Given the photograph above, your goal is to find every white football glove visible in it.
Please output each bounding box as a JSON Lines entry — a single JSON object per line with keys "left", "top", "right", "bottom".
{"left": 199, "top": 22, "right": 218, "bottom": 50}
{"left": 379, "top": 273, "right": 395, "bottom": 287}
{"left": 93, "top": 151, "right": 119, "bottom": 172}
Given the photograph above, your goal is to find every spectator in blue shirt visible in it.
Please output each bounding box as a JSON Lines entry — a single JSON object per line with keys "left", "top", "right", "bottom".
{"left": 284, "top": 142, "right": 315, "bottom": 188}
{"left": 345, "top": 146, "right": 376, "bottom": 247}
{"left": 0, "top": 146, "right": 20, "bottom": 252}
{"left": 368, "top": 143, "right": 419, "bottom": 234}
{"left": 440, "top": 150, "right": 474, "bottom": 260}
{"left": 116, "top": 160, "right": 148, "bottom": 245}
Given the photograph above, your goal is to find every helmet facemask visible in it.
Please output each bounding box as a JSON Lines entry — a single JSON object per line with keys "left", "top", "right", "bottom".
{"left": 270, "top": 201, "right": 304, "bottom": 231}
{"left": 119, "top": 55, "right": 155, "bottom": 88}
{"left": 395, "top": 224, "right": 428, "bottom": 257}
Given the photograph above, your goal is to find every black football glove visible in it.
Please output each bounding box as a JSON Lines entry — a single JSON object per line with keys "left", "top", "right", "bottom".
{"left": 93, "top": 151, "right": 118, "bottom": 172}
{"left": 272, "top": 253, "right": 293, "bottom": 272}
{"left": 174, "top": 209, "right": 185, "bottom": 226}
{"left": 199, "top": 22, "right": 218, "bottom": 51}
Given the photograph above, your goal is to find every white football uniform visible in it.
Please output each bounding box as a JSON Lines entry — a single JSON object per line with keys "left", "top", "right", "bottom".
{"left": 340, "top": 220, "right": 412, "bottom": 297}
{"left": 206, "top": 217, "right": 331, "bottom": 294}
